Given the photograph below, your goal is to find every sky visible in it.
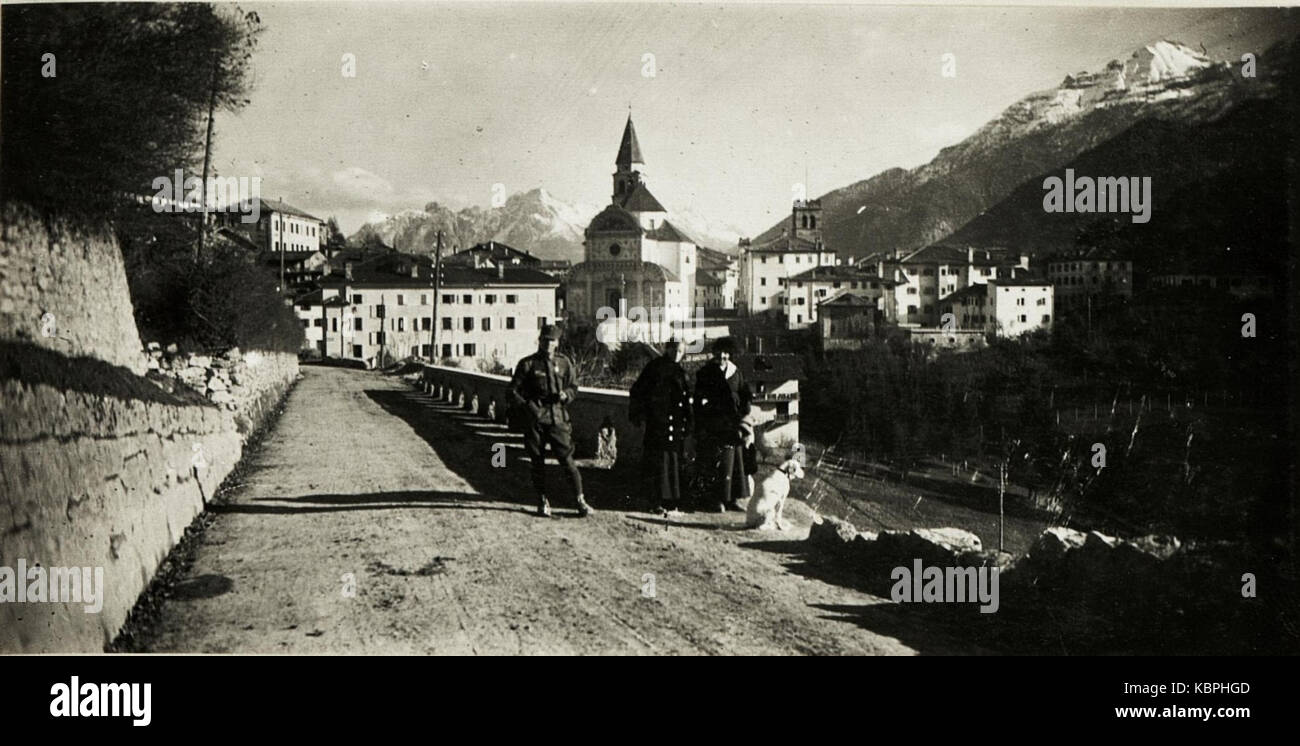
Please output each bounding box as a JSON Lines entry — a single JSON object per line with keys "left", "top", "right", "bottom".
{"left": 210, "top": 2, "right": 1294, "bottom": 236}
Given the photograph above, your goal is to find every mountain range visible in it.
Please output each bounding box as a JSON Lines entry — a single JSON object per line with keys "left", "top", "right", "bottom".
{"left": 349, "top": 187, "right": 744, "bottom": 263}
{"left": 754, "top": 38, "right": 1295, "bottom": 264}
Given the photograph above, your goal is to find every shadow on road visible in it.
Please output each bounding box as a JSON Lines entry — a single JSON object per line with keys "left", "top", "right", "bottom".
{"left": 363, "top": 387, "right": 637, "bottom": 512}
{"left": 212, "top": 489, "right": 530, "bottom": 515}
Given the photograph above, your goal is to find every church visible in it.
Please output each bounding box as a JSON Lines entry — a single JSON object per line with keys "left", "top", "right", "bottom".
{"left": 566, "top": 116, "right": 698, "bottom": 325}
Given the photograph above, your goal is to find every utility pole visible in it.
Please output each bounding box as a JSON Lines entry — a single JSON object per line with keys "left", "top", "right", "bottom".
{"left": 430, "top": 231, "right": 442, "bottom": 363}
{"left": 199, "top": 55, "right": 219, "bottom": 262}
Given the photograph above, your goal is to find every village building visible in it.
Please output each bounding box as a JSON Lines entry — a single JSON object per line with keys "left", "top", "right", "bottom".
{"left": 737, "top": 199, "right": 838, "bottom": 316}
{"left": 566, "top": 116, "right": 699, "bottom": 324}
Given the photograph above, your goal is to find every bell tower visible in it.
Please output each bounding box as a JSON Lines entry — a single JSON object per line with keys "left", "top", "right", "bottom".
{"left": 613, "top": 115, "right": 645, "bottom": 204}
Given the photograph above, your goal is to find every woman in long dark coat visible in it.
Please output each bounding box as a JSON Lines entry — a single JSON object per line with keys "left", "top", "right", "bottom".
{"left": 692, "top": 337, "right": 752, "bottom": 512}
{"left": 629, "top": 338, "right": 692, "bottom": 514}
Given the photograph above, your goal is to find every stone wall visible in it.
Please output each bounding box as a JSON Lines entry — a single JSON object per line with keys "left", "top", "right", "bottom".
{"left": 0, "top": 202, "right": 147, "bottom": 375}
{"left": 0, "top": 202, "right": 297, "bottom": 651}
{"left": 145, "top": 345, "right": 300, "bottom": 442}
{"left": 0, "top": 377, "right": 241, "bottom": 652}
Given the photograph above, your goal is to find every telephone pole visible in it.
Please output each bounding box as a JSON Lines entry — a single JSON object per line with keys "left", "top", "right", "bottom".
{"left": 198, "top": 55, "right": 219, "bottom": 262}
{"left": 430, "top": 231, "right": 442, "bottom": 362}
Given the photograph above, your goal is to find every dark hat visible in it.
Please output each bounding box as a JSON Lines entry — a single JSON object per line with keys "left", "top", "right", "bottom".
{"left": 711, "top": 336, "right": 738, "bottom": 354}
{"left": 539, "top": 324, "right": 562, "bottom": 341}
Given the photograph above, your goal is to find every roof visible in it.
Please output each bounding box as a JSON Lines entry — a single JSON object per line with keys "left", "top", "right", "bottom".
{"left": 943, "top": 284, "right": 989, "bottom": 303}
{"left": 263, "top": 250, "right": 324, "bottom": 267}
{"left": 695, "top": 269, "right": 724, "bottom": 286}
{"left": 644, "top": 219, "right": 695, "bottom": 244}
{"left": 443, "top": 241, "right": 541, "bottom": 266}
{"left": 697, "top": 245, "right": 737, "bottom": 269}
{"left": 748, "top": 234, "right": 823, "bottom": 254}
{"left": 256, "top": 198, "right": 323, "bottom": 223}
{"left": 586, "top": 205, "right": 643, "bottom": 234}
{"left": 616, "top": 115, "right": 644, "bottom": 167}
{"left": 819, "top": 290, "right": 880, "bottom": 307}
{"left": 788, "top": 265, "right": 893, "bottom": 283}
{"left": 318, "top": 250, "right": 558, "bottom": 289}
{"left": 899, "top": 244, "right": 1015, "bottom": 266}
{"left": 618, "top": 182, "right": 667, "bottom": 213}
{"left": 991, "top": 279, "right": 1053, "bottom": 288}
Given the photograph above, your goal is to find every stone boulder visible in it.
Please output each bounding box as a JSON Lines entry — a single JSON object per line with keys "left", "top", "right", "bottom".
{"left": 876, "top": 527, "right": 982, "bottom": 566}
{"left": 808, "top": 514, "right": 860, "bottom": 553}
{"left": 1029, "top": 526, "right": 1087, "bottom": 566}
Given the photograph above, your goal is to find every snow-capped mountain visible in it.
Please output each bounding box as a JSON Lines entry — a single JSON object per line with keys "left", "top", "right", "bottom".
{"left": 350, "top": 187, "right": 745, "bottom": 262}
{"left": 754, "top": 38, "right": 1286, "bottom": 259}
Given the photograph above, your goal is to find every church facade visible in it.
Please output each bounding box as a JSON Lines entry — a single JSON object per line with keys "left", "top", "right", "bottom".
{"left": 566, "top": 116, "right": 698, "bottom": 325}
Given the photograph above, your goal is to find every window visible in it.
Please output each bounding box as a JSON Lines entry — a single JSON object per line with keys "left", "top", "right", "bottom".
{"left": 300, "top": 319, "right": 309, "bottom": 328}
{"left": 482, "top": 318, "right": 492, "bottom": 331}
{"left": 352, "top": 344, "right": 363, "bottom": 358}
{"left": 352, "top": 294, "right": 363, "bottom": 304}
{"left": 313, "top": 318, "right": 323, "bottom": 327}
{"left": 485, "top": 294, "right": 496, "bottom": 304}
{"left": 463, "top": 317, "right": 474, "bottom": 331}
{"left": 796, "top": 314, "right": 802, "bottom": 323}
{"left": 463, "top": 343, "right": 476, "bottom": 357}
{"left": 1019, "top": 315, "right": 1027, "bottom": 323}
{"left": 421, "top": 294, "right": 429, "bottom": 305}
{"left": 760, "top": 277, "right": 767, "bottom": 286}
{"left": 397, "top": 318, "right": 405, "bottom": 332}
{"left": 907, "top": 287, "right": 918, "bottom": 295}
{"left": 507, "top": 294, "right": 518, "bottom": 303}
{"left": 441, "top": 344, "right": 452, "bottom": 358}
{"left": 759, "top": 297, "right": 766, "bottom": 304}
{"left": 331, "top": 318, "right": 338, "bottom": 332}
{"left": 796, "top": 282, "right": 803, "bottom": 288}
{"left": 833, "top": 282, "right": 841, "bottom": 289}
{"left": 1042, "top": 315, "right": 1051, "bottom": 323}
{"left": 411, "top": 346, "right": 419, "bottom": 357}
{"left": 922, "top": 268, "right": 935, "bottom": 276}
{"left": 441, "top": 318, "right": 452, "bottom": 330}
{"left": 421, "top": 318, "right": 431, "bottom": 331}
{"left": 506, "top": 317, "right": 516, "bottom": 330}
{"left": 462, "top": 294, "right": 472, "bottom": 304}
{"left": 354, "top": 317, "right": 363, "bottom": 331}
{"left": 797, "top": 297, "right": 806, "bottom": 305}
{"left": 442, "top": 294, "right": 454, "bottom": 304}
{"left": 421, "top": 345, "right": 432, "bottom": 357}
{"left": 376, "top": 331, "right": 386, "bottom": 345}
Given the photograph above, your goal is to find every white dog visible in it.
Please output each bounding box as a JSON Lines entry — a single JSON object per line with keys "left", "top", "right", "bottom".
{"left": 746, "top": 458, "right": 805, "bottom": 531}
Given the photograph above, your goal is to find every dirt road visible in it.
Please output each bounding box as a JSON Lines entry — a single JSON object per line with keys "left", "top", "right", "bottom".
{"left": 142, "top": 366, "right": 925, "bottom": 655}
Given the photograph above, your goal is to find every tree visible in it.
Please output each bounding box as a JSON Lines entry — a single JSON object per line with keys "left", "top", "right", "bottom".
{"left": 1, "top": 3, "right": 262, "bottom": 213}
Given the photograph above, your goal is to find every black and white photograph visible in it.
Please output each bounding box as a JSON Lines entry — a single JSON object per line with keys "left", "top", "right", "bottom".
{"left": 1, "top": 0, "right": 1297, "bottom": 693}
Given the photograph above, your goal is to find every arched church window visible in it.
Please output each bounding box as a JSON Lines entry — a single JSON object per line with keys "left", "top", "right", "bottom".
{"left": 801, "top": 215, "right": 808, "bottom": 229}
{"left": 810, "top": 216, "right": 817, "bottom": 229}
{"left": 609, "top": 243, "right": 622, "bottom": 257}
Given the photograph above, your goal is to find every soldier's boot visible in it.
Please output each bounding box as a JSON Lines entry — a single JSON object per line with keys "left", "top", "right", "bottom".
{"left": 536, "top": 495, "right": 552, "bottom": 518}
{"left": 575, "top": 494, "right": 593, "bottom": 517}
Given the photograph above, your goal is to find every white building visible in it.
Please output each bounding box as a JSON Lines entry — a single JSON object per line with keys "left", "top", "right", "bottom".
{"left": 940, "top": 280, "right": 1054, "bottom": 338}
{"left": 297, "top": 251, "right": 559, "bottom": 369}
{"left": 738, "top": 200, "right": 838, "bottom": 317}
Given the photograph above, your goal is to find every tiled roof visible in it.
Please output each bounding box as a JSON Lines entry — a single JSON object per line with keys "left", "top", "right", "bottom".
{"left": 695, "top": 269, "right": 724, "bottom": 286}
{"left": 618, "top": 182, "right": 667, "bottom": 213}
{"left": 319, "top": 250, "right": 558, "bottom": 289}
{"left": 644, "top": 219, "right": 695, "bottom": 244}
{"left": 819, "top": 290, "right": 878, "bottom": 307}
{"left": 943, "top": 284, "right": 989, "bottom": 303}
{"left": 748, "top": 234, "right": 822, "bottom": 253}
{"left": 443, "top": 241, "right": 541, "bottom": 266}
{"left": 788, "top": 265, "right": 892, "bottom": 283}
{"left": 255, "top": 198, "right": 323, "bottom": 222}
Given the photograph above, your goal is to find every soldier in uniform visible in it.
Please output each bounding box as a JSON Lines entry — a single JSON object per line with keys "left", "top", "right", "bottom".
{"left": 693, "top": 337, "right": 752, "bottom": 512}
{"left": 629, "top": 337, "right": 693, "bottom": 516}
{"left": 506, "top": 324, "right": 593, "bottom": 518}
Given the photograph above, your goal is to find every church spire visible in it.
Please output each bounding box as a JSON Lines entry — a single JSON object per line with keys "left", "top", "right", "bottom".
{"left": 615, "top": 114, "right": 644, "bottom": 169}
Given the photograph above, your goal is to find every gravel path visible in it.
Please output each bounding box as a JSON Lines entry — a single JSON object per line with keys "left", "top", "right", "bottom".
{"left": 145, "top": 366, "right": 921, "bottom": 655}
